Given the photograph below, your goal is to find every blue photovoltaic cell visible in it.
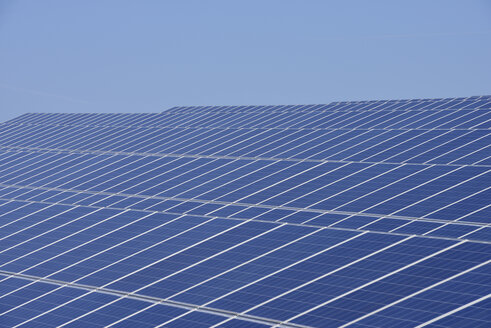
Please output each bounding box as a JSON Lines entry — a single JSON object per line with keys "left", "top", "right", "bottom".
{"left": 425, "top": 298, "right": 491, "bottom": 328}
{"left": 0, "top": 95, "right": 489, "bottom": 327}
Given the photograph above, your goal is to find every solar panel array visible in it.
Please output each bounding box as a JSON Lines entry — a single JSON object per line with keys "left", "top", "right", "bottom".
{"left": 0, "top": 95, "right": 490, "bottom": 327}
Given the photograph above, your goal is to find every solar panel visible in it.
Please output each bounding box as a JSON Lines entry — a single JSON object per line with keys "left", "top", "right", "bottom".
{"left": 0, "top": 95, "right": 490, "bottom": 327}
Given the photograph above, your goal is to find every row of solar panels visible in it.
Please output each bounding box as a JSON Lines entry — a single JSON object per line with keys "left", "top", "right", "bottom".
{"left": 1, "top": 97, "right": 489, "bottom": 327}
{"left": 5, "top": 98, "right": 491, "bottom": 128}
{"left": 5, "top": 108, "right": 490, "bottom": 129}
{"left": 1, "top": 199, "right": 490, "bottom": 327}
{"left": 0, "top": 126, "right": 489, "bottom": 165}
{"left": 0, "top": 275, "right": 271, "bottom": 328}
{"left": 0, "top": 179, "right": 488, "bottom": 244}
{"left": 166, "top": 95, "right": 491, "bottom": 113}
{"left": 0, "top": 149, "right": 488, "bottom": 225}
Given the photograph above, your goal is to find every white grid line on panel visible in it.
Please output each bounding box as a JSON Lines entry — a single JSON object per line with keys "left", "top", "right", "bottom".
{"left": 278, "top": 241, "right": 466, "bottom": 326}
{"left": 415, "top": 293, "right": 490, "bottom": 328}
{"left": 167, "top": 233, "right": 367, "bottom": 328}
{"left": 390, "top": 169, "right": 490, "bottom": 217}
{"left": 59, "top": 223, "right": 289, "bottom": 327}
{"left": 216, "top": 235, "right": 415, "bottom": 327}
{"left": 1, "top": 141, "right": 489, "bottom": 168}
{"left": 355, "top": 130, "right": 434, "bottom": 163}
{"left": 4, "top": 218, "right": 261, "bottom": 327}
{"left": 305, "top": 130, "right": 392, "bottom": 161}
{"left": 0, "top": 177, "right": 488, "bottom": 231}
{"left": 400, "top": 131, "right": 475, "bottom": 164}
{"left": 330, "top": 165, "right": 434, "bottom": 212}
{"left": 358, "top": 166, "right": 463, "bottom": 216}
{"left": 449, "top": 145, "right": 491, "bottom": 165}
{"left": 339, "top": 259, "right": 490, "bottom": 328}
{"left": 421, "top": 132, "right": 490, "bottom": 164}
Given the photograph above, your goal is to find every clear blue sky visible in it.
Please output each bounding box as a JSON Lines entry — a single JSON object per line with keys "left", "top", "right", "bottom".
{"left": 1, "top": 0, "right": 490, "bottom": 122}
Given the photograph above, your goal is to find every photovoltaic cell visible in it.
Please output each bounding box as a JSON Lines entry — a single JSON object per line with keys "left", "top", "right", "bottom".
{"left": 0, "top": 95, "right": 489, "bottom": 327}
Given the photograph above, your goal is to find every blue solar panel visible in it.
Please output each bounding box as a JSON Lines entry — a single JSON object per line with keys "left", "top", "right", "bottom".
{"left": 0, "top": 95, "right": 490, "bottom": 327}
